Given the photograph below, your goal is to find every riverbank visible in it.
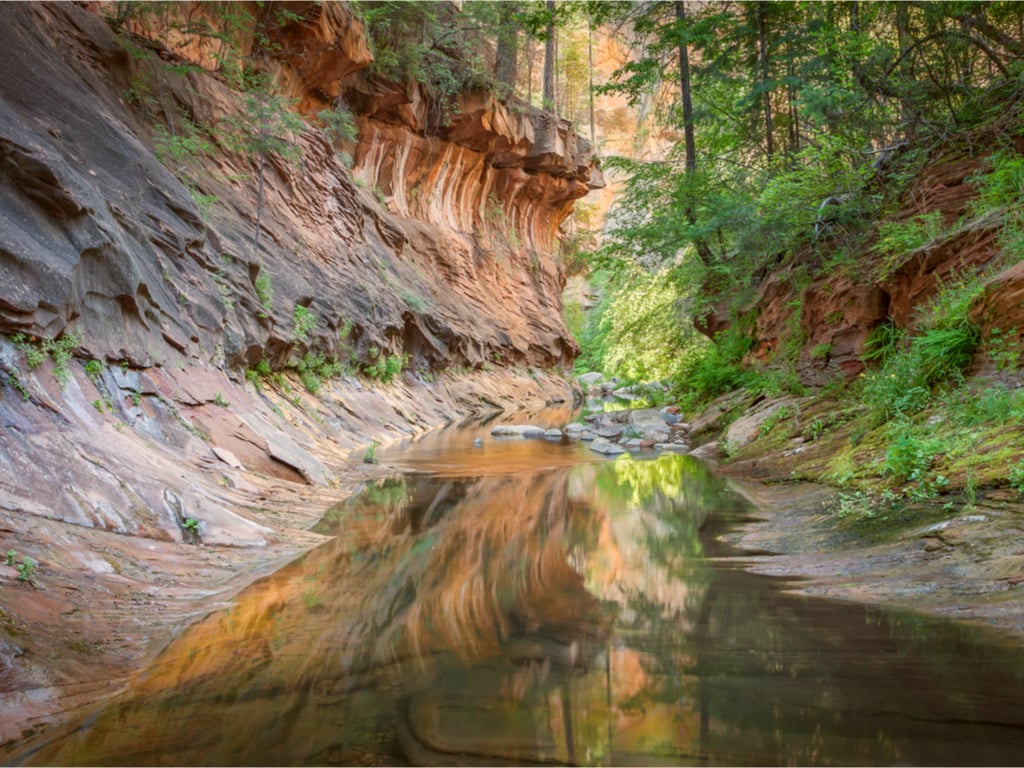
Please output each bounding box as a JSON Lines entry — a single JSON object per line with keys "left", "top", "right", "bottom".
{"left": 717, "top": 472, "right": 1024, "bottom": 639}
{"left": 0, "top": 365, "right": 572, "bottom": 754}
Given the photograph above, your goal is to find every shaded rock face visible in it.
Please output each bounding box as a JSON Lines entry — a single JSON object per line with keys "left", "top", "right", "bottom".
{"left": 0, "top": 2, "right": 600, "bottom": 373}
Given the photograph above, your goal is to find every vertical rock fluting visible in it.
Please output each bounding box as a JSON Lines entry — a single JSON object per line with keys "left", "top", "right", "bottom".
{"left": 0, "top": 2, "right": 601, "bottom": 372}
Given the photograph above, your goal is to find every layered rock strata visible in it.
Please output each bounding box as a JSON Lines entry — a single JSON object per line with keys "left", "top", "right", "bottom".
{"left": 0, "top": 1, "right": 597, "bottom": 746}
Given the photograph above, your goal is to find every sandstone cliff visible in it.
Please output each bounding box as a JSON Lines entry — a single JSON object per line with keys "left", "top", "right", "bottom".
{"left": 0, "top": 1, "right": 599, "bottom": 744}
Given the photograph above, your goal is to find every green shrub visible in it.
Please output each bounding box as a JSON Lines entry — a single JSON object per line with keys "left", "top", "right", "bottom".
{"left": 363, "top": 347, "right": 407, "bottom": 384}
{"left": 254, "top": 271, "right": 273, "bottom": 310}
{"left": 1009, "top": 460, "right": 1024, "bottom": 496}
{"left": 872, "top": 211, "right": 944, "bottom": 277}
{"left": 863, "top": 320, "right": 904, "bottom": 365}
{"left": 292, "top": 305, "right": 316, "bottom": 343}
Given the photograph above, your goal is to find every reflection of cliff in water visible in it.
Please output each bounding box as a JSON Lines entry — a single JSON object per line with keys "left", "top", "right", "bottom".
{"left": 15, "top": 455, "right": 1024, "bottom": 767}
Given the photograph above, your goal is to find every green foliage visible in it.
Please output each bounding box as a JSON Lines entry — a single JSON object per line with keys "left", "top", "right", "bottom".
{"left": 863, "top": 321, "right": 904, "bottom": 365}
{"left": 317, "top": 104, "right": 358, "bottom": 145}
{"left": 84, "top": 359, "right": 103, "bottom": 384}
{"left": 16, "top": 557, "right": 36, "bottom": 583}
{"left": 986, "top": 327, "right": 1021, "bottom": 371}
{"left": 758, "top": 406, "right": 793, "bottom": 438}
{"left": 303, "top": 588, "right": 323, "bottom": 610}
{"left": 6, "top": 549, "right": 37, "bottom": 582}
{"left": 363, "top": 439, "right": 381, "bottom": 464}
{"left": 291, "top": 305, "right": 316, "bottom": 343}
{"left": 254, "top": 270, "right": 273, "bottom": 310}
{"left": 1010, "top": 460, "right": 1024, "bottom": 497}
{"left": 12, "top": 331, "right": 82, "bottom": 388}
{"left": 363, "top": 347, "right": 407, "bottom": 384}
{"left": 674, "top": 325, "right": 756, "bottom": 409}
{"left": 970, "top": 150, "right": 1024, "bottom": 214}
{"left": 872, "top": 211, "right": 944, "bottom": 278}
{"left": 970, "top": 150, "right": 1024, "bottom": 263}
{"left": 882, "top": 421, "right": 943, "bottom": 485}
{"left": 152, "top": 122, "right": 213, "bottom": 169}
{"left": 810, "top": 342, "right": 832, "bottom": 360}
{"left": 358, "top": 1, "right": 491, "bottom": 126}
{"left": 219, "top": 87, "right": 304, "bottom": 166}
{"left": 296, "top": 351, "right": 344, "bottom": 394}
{"left": 861, "top": 277, "right": 982, "bottom": 419}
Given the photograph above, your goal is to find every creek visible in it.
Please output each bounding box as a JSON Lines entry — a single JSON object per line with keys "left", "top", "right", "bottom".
{"left": 11, "top": 414, "right": 1024, "bottom": 766}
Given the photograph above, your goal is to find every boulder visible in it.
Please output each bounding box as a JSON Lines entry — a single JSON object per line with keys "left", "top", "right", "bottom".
{"left": 628, "top": 409, "right": 671, "bottom": 441}
{"left": 588, "top": 437, "right": 626, "bottom": 455}
{"left": 578, "top": 372, "right": 604, "bottom": 387}
{"left": 723, "top": 396, "right": 805, "bottom": 450}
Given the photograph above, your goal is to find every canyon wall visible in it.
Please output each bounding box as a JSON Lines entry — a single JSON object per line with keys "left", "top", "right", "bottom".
{"left": 0, "top": 1, "right": 599, "bottom": 744}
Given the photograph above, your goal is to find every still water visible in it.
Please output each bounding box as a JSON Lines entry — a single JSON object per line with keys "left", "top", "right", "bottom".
{"left": 12, "top": 420, "right": 1024, "bottom": 765}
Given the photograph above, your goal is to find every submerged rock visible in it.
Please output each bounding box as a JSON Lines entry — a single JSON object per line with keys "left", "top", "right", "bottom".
{"left": 491, "top": 424, "right": 546, "bottom": 438}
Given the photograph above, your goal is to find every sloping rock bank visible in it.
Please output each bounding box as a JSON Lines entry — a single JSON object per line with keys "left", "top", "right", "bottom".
{"left": 0, "top": 358, "right": 571, "bottom": 752}
{"left": 679, "top": 386, "right": 1024, "bottom": 640}
{"left": 718, "top": 476, "right": 1024, "bottom": 640}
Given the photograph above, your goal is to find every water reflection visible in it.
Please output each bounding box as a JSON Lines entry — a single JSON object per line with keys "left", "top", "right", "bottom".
{"left": 12, "top": 454, "right": 1024, "bottom": 766}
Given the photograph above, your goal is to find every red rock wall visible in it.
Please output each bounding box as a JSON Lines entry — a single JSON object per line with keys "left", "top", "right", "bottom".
{"left": 0, "top": 2, "right": 601, "bottom": 373}
{"left": 740, "top": 145, "right": 1014, "bottom": 386}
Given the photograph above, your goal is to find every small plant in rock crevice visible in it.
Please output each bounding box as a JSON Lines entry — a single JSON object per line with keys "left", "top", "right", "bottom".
{"left": 16, "top": 557, "right": 36, "bottom": 583}
{"left": 292, "top": 304, "right": 316, "bottom": 343}
{"left": 6, "top": 550, "right": 37, "bottom": 583}
{"left": 12, "top": 331, "right": 82, "bottom": 388}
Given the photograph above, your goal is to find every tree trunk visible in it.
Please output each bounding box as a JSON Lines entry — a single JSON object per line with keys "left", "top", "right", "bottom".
{"left": 588, "top": 16, "right": 595, "bottom": 146}
{"left": 676, "top": 1, "right": 696, "bottom": 172}
{"left": 543, "top": 0, "right": 556, "bottom": 112}
{"left": 495, "top": 2, "right": 519, "bottom": 95}
{"left": 756, "top": 2, "right": 774, "bottom": 160}
{"left": 676, "top": 1, "right": 714, "bottom": 266}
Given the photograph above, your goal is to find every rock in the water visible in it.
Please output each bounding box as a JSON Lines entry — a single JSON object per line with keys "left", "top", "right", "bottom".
{"left": 473, "top": 437, "right": 484, "bottom": 447}
{"left": 544, "top": 428, "right": 563, "bottom": 440}
{"left": 589, "top": 437, "right": 626, "bottom": 455}
{"left": 628, "top": 408, "right": 671, "bottom": 441}
{"left": 578, "top": 372, "right": 604, "bottom": 386}
{"left": 564, "top": 422, "right": 588, "bottom": 434}
{"left": 491, "top": 424, "right": 546, "bottom": 438}
{"left": 579, "top": 430, "right": 597, "bottom": 441}
{"left": 655, "top": 443, "right": 690, "bottom": 453}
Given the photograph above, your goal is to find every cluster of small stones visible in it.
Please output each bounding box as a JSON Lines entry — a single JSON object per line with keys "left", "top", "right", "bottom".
{"left": 490, "top": 374, "right": 691, "bottom": 457}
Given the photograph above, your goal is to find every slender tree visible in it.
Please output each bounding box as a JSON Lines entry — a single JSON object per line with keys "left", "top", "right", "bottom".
{"left": 543, "top": 0, "right": 557, "bottom": 111}
{"left": 495, "top": 2, "right": 520, "bottom": 94}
